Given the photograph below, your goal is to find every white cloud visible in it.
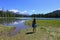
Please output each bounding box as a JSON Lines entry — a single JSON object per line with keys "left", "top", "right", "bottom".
{"left": 9, "top": 9, "right": 28, "bottom": 14}
{"left": 21, "top": 10, "right": 28, "bottom": 13}
{"left": 9, "top": 9, "right": 29, "bottom": 15}
{"left": 23, "top": 11, "right": 27, "bottom": 13}
{"left": 30, "top": 10, "right": 36, "bottom": 14}
{"left": 32, "top": 10, "right": 35, "bottom": 12}
{"left": 0, "top": 8, "right": 2, "bottom": 10}
{"left": 9, "top": 9, "right": 20, "bottom": 13}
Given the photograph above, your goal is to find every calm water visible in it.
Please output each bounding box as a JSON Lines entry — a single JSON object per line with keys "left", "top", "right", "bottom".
{"left": 0, "top": 18, "right": 60, "bottom": 30}
{"left": 0, "top": 18, "right": 60, "bottom": 36}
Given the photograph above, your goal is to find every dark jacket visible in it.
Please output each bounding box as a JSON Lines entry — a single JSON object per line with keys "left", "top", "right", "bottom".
{"left": 32, "top": 18, "right": 37, "bottom": 28}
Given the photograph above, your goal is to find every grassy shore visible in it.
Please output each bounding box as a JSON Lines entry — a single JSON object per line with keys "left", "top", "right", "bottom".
{"left": 0, "top": 24, "right": 16, "bottom": 40}
{"left": 25, "top": 20, "right": 60, "bottom": 27}
{"left": 0, "top": 20, "right": 60, "bottom": 40}
{"left": 25, "top": 20, "right": 60, "bottom": 40}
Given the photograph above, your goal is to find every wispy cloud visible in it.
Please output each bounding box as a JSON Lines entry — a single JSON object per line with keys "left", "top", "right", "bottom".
{"left": 32, "top": 10, "right": 35, "bottom": 12}
{"left": 30, "top": 10, "right": 36, "bottom": 14}
{"left": 21, "top": 10, "right": 28, "bottom": 13}
{"left": 9, "top": 9, "right": 29, "bottom": 15}
{"left": 0, "top": 8, "right": 2, "bottom": 10}
{"left": 9, "top": 9, "right": 20, "bottom": 13}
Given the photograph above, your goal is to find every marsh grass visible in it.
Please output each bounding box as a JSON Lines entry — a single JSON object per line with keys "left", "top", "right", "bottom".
{"left": 0, "top": 20, "right": 60, "bottom": 40}
{"left": 25, "top": 20, "right": 60, "bottom": 40}
{"left": 0, "top": 24, "right": 15, "bottom": 36}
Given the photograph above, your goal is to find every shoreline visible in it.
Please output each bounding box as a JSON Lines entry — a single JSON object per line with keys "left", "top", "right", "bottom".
{"left": 0, "top": 20, "right": 60, "bottom": 40}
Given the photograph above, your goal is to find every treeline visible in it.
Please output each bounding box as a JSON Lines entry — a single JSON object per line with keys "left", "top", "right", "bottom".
{"left": 0, "top": 10, "right": 26, "bottom": 17}
{"left": 0, "top": 10, "right": 60, "bottom": 18}
{"left": 30, "top": 10, "right": 60, "bottom": 18}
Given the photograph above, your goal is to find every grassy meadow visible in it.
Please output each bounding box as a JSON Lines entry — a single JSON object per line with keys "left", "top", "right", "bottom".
{"left": 25, "top": 20, "right": 60, "bottom": 40}
{"left": 0, "top": 20, "right": 60, "bottom": 40}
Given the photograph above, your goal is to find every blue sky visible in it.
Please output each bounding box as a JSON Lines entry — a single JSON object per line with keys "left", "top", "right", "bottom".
{"left": 0, "top": 0, "right": 60, "bottom": 14}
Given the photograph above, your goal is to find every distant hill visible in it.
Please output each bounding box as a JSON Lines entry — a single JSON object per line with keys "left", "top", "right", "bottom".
{"left": 45, "top": 10, "right": 60, "bottom": 18}
{"left": 30, "top": 10, "right": 60, "bottom": 18}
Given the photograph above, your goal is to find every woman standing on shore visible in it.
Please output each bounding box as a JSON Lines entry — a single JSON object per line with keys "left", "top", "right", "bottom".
{"left": 32, "top": 18, "right": 37, "bottom": 33}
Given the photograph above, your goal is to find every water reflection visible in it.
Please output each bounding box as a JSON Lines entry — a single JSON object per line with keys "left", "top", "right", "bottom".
{"left": 0, "top": 18, "right": 30, "bottom": 36}
{"left": 0, "top": 18, "right": 28, "bottom": 28}
{"left": 1, "top": 18, "right": 29, "bottom": 30}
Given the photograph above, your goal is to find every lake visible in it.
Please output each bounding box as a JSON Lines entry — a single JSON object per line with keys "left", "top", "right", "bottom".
{"left": 0, "top": 17, "right": 60, "bottom": 35}
{"left": 0, "top": 18, "right": 60, "bottom": 29}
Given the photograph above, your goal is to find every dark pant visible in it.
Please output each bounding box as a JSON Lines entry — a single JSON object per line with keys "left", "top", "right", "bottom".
{"left": 32, "top": 24, "right": 36, "bottom": 32}
{"left": 33, "top": 27, "right": 36, "bottom": 32}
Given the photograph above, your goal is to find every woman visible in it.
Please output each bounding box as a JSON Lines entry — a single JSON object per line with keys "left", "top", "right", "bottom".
{"left": 32, "top": 18, "right": 37, "bottom": 33}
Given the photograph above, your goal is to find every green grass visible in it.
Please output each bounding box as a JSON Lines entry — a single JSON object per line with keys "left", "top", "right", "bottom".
{"left": 0, "top": 20, "right": 60, "bottom": 40}
{"left": 25, "top": 20, "right": 60, "bottom": 40}
{"left": 0, "top": 24, "right": 15, "bottom": 32}
{"left": 0, "top": 24, "right": 16, "bottom": 40}
{"left": 25, "top": 20, "right": 60, "bottom": 27}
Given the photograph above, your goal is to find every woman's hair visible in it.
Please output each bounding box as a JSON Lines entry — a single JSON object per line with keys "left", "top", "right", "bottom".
{"left": 33, "top": 18, "right": 36, "bottom": 23}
